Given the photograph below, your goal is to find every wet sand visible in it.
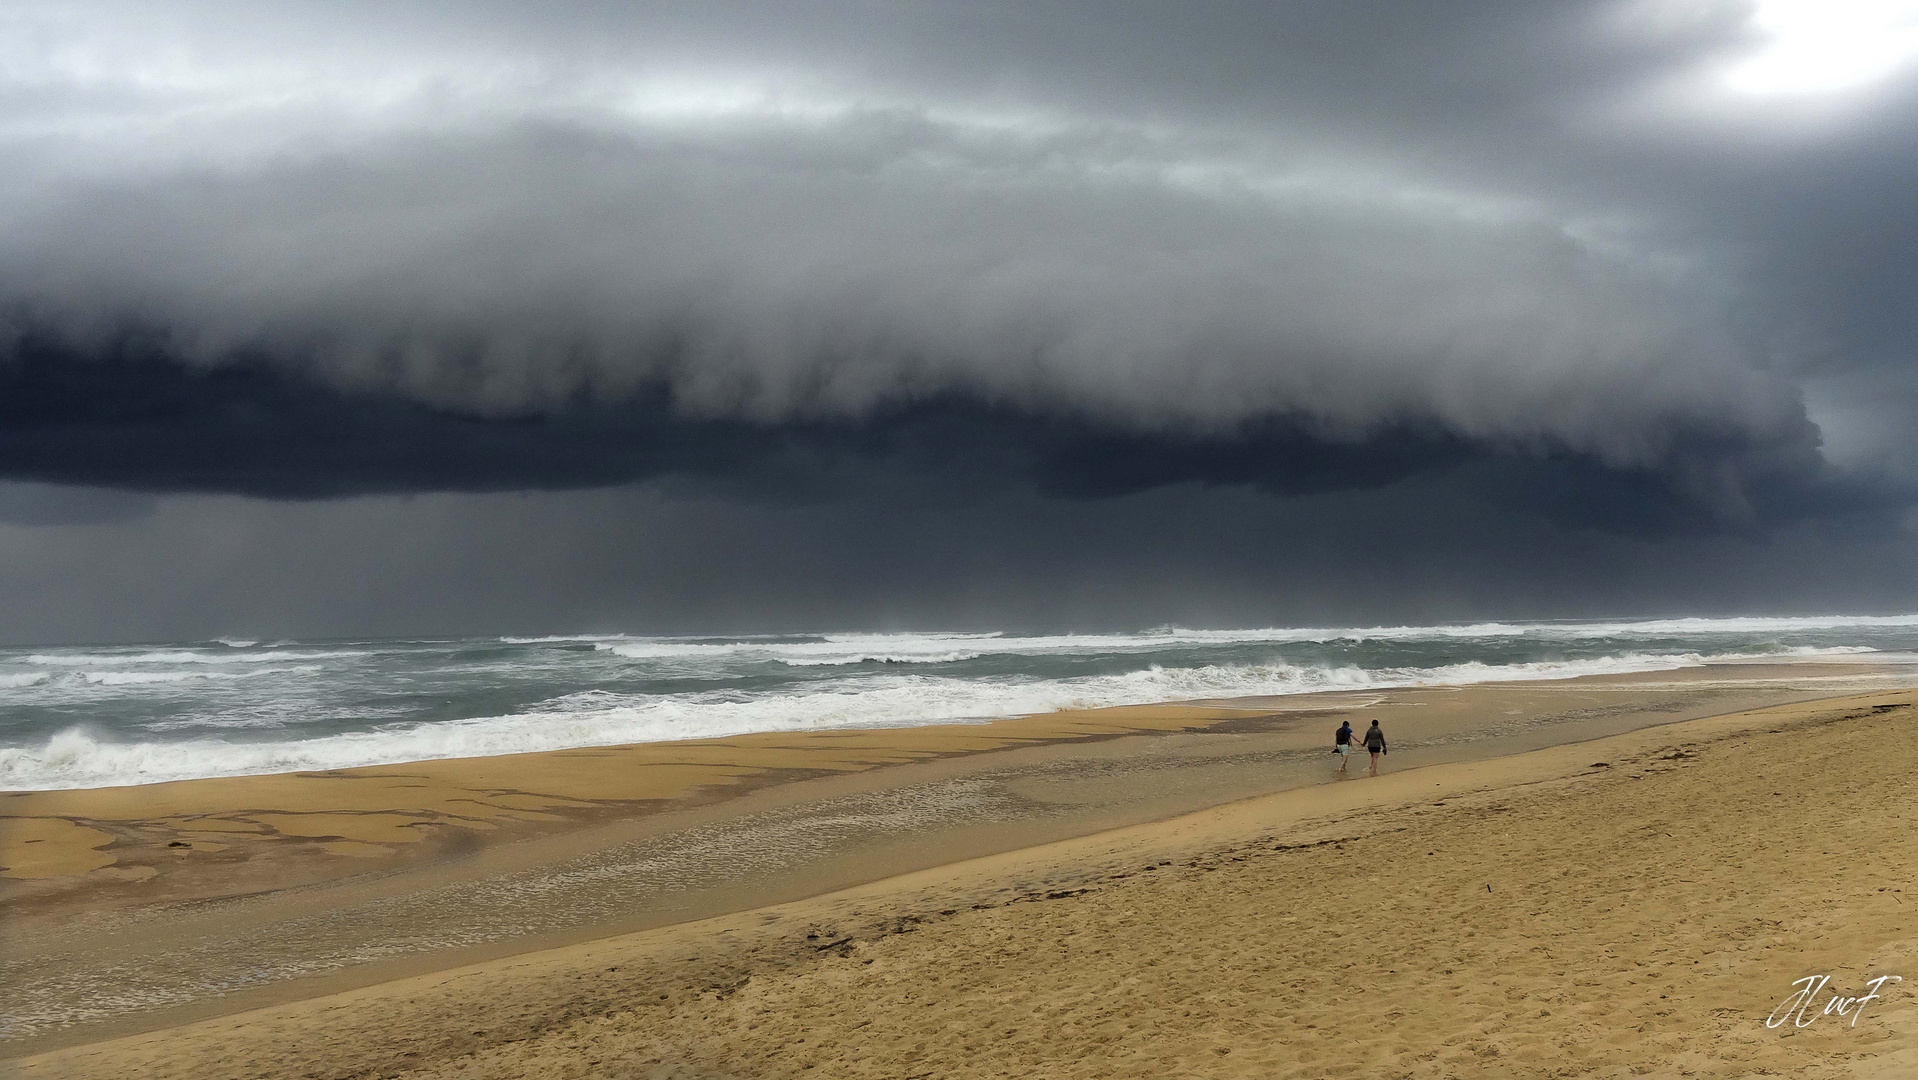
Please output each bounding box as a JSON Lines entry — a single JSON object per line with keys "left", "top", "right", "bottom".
{"left": 3, "top": 661, "right": 1913, "bottom": 1073}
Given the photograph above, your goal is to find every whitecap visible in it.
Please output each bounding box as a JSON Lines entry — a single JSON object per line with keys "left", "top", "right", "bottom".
{"left": 4, "top": 644, "right": 1883, "bottom": 791}
{"left": 25, "top": 649, "right": 365, "bottom": 666}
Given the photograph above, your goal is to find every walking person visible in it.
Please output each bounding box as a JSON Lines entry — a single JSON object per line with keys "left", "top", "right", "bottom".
{"left": 1332, "top": 720, "right": 1355, "bottom": 774}
{"left": 1363, "top": 719, "right": 1387, "bottom": 776}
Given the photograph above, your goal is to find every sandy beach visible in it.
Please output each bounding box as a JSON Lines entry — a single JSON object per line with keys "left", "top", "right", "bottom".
{"left": 4, "top": 663, "right": 1915, "bottom": 1077}
{"left": 14, "top": 2, "right": 1918, "bottom": 1074}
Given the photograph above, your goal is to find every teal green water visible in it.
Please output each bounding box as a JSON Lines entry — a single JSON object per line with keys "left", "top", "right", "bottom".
{"left": 3, "top": 616, "right": 1914, "bottom": 789}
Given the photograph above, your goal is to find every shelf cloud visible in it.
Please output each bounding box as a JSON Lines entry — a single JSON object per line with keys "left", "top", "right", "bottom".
{"left": 3, "top": 1, "right": 1916, "bottom": 635}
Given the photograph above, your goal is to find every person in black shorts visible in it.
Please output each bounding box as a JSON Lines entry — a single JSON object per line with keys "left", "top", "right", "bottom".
{"left": 1363, "top": 719, "right": 1387, "bottom": 776}
{"left": 1333, "top": 720, "right": 1355, "bottom": 774}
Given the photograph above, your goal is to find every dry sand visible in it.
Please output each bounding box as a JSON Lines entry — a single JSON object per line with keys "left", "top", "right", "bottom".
{"left": 5, "top": 677, "right": 1914, "bottom": 1078}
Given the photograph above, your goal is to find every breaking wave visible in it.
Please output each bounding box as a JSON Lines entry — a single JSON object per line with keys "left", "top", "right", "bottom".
{"left": 2, "top": 616, "right": 1912, "bottom": 791}
{"left": 23, "top": 649, "right": 364, "bottom": 666}
{"left": 0, "top": 646, "right": 1877, "bottom": 790}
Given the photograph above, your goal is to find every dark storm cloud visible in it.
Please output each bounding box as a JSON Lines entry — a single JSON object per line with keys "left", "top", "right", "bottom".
{"left": 4, "top": 111, "right": 1787, "bottom": 461}
{"left": 1, "top": 0, "right": 1916, "bottom": 531}
{"left": 0, "top": 326, "right": 1479, "bottom": 501}
{"left": 5, "top": 328, "right": 1894, "bottom": 543}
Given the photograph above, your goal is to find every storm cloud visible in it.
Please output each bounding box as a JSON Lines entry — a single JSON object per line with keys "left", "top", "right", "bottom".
{"left": 2, "top": 1, "right": 1917, "bottom": 637}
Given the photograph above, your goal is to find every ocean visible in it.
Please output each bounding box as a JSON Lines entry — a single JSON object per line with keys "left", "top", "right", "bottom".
{"left": 3, "top": 615, "right": 1915, "bottom": 791}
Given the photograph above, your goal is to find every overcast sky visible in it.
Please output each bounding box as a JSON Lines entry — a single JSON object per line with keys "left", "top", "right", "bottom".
{"left": 4, "top": 0, "right": 1918, "bottom": 642}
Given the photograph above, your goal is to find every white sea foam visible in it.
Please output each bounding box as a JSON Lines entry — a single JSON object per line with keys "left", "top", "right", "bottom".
{"left": 562, "top": 618, "right": 1918, "bottom": 664}
{"left": 0, "top": 646, "right": 1869, "bottom": 791}
{"left": 600, "top": 641, "right": 745, "bottom": 659}
{"left": 80, "top": 671, "right": 205, "bottom": 686}
{"left": 776, "top": 651, "right": 982, "bottom": 666}
{"left": 15, "top": 616, "right": 1917, "bottom": 674}
{"left": 22, "top": 649, "right": 363, "bottom": 666}
{"left": 25, "top": 651, "right": 220, "bottom": 666}
{"left": 2, "top": 617, "right": 1912, "bottom": 790}
{"left": 74, "top": 667, "right": 320, "bottom": 686}
{"left": 1270, "top": 615, "right": 1918, "bottom": 642}
{"left": 599, "top": 637, "right": 991, "bottom": 666}
{"left": 1, "top": 665, "right": 324, "bottom": 692}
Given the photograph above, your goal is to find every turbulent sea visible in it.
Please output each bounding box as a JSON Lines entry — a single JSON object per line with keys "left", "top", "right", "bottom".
{"left": 3, "top": 616, "right": 1916, "bottom": 791}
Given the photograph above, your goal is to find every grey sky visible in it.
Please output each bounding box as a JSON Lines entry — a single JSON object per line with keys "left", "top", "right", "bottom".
{"left": 2, "top": 1, "right": 1917, "bottom": 640}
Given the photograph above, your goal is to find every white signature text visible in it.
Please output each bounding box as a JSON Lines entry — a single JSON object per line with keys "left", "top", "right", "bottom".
{"left": 1766, "top": 974, "right": 1902, "bottom": 1030}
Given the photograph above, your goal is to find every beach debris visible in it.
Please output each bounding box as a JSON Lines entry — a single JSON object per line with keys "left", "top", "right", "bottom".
{"left": 1270, "top": 837, "right": 1345, "bottom": 852}
{"left": 1007, "top": 887, "right": 1092, "bottom": 904}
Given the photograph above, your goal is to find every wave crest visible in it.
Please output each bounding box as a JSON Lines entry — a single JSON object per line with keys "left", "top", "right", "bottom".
{"left": 0, "top": 646, "right": 1862, "bottom": 790}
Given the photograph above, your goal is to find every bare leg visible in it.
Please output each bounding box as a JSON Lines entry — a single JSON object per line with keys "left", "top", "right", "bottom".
{"left": 1337, "top": 750, "right": 1348, "bottom": 773}
{"left": 1368, "top": 750, "right": 1380, "bottom": 776}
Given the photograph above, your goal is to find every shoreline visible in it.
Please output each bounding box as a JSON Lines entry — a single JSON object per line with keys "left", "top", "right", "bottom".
{"left": 9, "top": 680, "right": 1915, "bottom": 1077}
{"left": 2, "top": 660, "right": 1912, "bottom": 1063}
{"left": 5, "top": 659, "right": 1900, "bottom": 909}
{"left": 6, "top": 646, "right": 1900, "bottom": 797}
